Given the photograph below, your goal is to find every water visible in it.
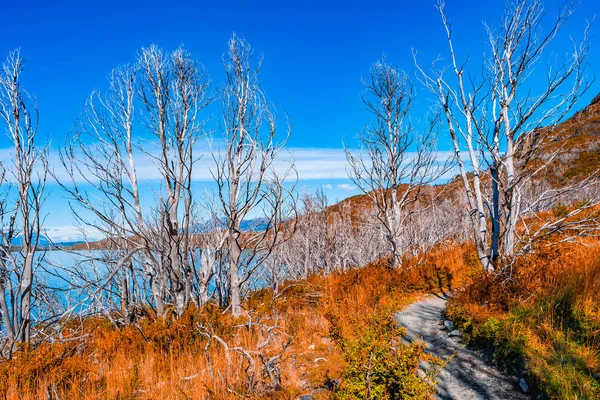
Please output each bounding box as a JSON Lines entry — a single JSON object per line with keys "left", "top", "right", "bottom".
{"left": 14, "top": 248, "right": 271, "bottom": 324}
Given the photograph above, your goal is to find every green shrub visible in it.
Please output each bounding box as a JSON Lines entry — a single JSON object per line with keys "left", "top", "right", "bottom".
{"left": 332, "top": 312, "right": 432, "bottom": 399}
{"left": 552, "top": 203, "right": 569, "bottom": 218}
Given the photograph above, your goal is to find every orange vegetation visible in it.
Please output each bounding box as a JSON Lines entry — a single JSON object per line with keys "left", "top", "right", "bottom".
{"left": 0, "top": 244, "right": 472, "bottom": 400}
{"left": 3, "top": 230, "right": 599, "bottom": 399}
{"left": 447, "top": 240, "right": 600, "bottom": 399}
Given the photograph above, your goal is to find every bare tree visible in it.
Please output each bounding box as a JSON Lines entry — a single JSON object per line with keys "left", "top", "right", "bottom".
{"left": 58, "top": 45, "right": 212, "bottom": 317}
{"left": 271, "top": 189, "right": 329, "bottom": 281}
{"left": 213, "top": 34, "right": 297, "bottom": 317}
{"left": 137, "top": 45, "right": 212, "bottom": 315}
{"left": 416, "top": 0, "right": 596, "bottom": 271}
{"left": 197, "top": 297, "right": 292, "bottom": 394}
{"left": 194, "top": 211, "right": 227, "bottom": 308}
{"left": 347, "top": 58, "right": 449, "bottom": 268}
{"left": 0, "top": 49, "right": 48, "bottom": 348}
{"left": 323, "top": 201, "right": 364, "bottom": 272}
{"left": 272, "top": 189, "right": 393, "bottom": 280}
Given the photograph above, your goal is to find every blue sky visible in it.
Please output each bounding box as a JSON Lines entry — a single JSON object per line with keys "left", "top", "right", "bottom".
{"left": 1, "top": 0, "right": 599, "bottom": 241}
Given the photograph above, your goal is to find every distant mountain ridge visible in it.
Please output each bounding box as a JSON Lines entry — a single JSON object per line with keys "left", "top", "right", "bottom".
{"left": 9, "top": 234, "right": 84, "bottom": 249}
{"left": 9, "top": 234, "right": 50, "bottom": 247}
{"left": 192, "top": 218, "right": 271, "bottom": 233}
{"left": 68, "top": 217, "right": 271, "bottom": 250}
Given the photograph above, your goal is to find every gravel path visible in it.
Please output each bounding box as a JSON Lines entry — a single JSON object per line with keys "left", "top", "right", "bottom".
{"left": 395, "top": 295, "right": 530, "bottom": 400}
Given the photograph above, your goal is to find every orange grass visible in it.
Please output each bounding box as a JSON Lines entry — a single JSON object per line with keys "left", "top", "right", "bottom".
{"left": 447, "top": 241, "right": 600, "bottom": 399}
{"left": 0, "top": 245, "right": 468, "bottom": 400}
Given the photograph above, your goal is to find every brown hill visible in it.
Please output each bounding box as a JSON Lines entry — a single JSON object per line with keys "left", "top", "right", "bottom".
{"left": 535, "top": 99, "right": 600, "bottom": 186}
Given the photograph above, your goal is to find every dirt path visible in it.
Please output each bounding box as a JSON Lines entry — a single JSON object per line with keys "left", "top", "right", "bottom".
{"left": 395, "top": 295, "right": 530, "bottom": 400}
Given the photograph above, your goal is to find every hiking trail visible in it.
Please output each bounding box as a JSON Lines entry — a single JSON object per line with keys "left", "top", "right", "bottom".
{"left": 395, "top": 295, "right": 530, "bottom": 400}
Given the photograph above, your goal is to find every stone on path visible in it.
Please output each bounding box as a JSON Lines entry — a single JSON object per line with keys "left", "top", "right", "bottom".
{"left": 519, "top": 378, "right": 529, "bottom": 393}
{"left": 443, "top": 320, "right": 455, "bottom": 331}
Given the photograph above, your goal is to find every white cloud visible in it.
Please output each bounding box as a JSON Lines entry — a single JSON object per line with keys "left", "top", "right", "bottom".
{"left": 336, "top": 183, "right": 357, "bottom": 192}
{"left": 0, "top": 143, "right": 461, "bottom": 242}
{"left": 0, "top": 143, "right": 461, "bottom": 184}
{"left": 0, "top": 144, "right": 354, "bottom": 184}
{"left": 288, "top": 148, "right": 350, "bottom": 180}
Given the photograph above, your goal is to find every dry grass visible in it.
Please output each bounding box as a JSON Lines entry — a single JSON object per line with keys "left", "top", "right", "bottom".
{"left": 5, "top": 224, "right": 599, "bottom": 399}
{"left": 0, "top": 245, "right": 468, "bottom": 400}
{"left": 447, "top": 241, "right": 600, "bottom": 399}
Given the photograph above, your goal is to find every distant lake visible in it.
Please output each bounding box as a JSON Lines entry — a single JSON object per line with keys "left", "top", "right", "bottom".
{"left": 20, "top": 248, "right": 269, "bottom": 322}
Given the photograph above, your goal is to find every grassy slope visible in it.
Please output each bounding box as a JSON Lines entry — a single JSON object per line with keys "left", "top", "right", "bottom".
{"left": 0, "top": 245, "right": 471, "bottom": 399}
{"left": 446, "top": 238, "right": 600, "bottom": 399}
{"left": 7, "top": 238, "right": 600, "bottom": 399}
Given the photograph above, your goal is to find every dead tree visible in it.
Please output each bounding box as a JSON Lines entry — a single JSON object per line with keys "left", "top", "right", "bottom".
{"left": 0, "top": 49, "right": 48, "bottom": 348}
{"left": 137, "top": 45, "right": 212, "bottom": 315}
{"left": 197, "top": 300, "right": 292, "bottom": 393}
{"left": 271, "top": 189, "right": 329, "bottom": 281}
{"left": 194, "top": 211, "right": 227, "bottom": 308}
{"left": 347, "top": 57, "right": 449, "bottom": 268}
{"left": 416, "top": 0, "right": 595, "bottom": 271}
{"left": 213, "top": 34, "right": 297, "bottom": 317}
{"left": 58, "top": 45, "right": 212, "bottom": 317}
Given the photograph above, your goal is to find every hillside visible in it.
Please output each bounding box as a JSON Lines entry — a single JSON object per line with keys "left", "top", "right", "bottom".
{"left": 0, "top": 246, "right": 468, "bottom": 399}
{"left": 537, "top": 99, "right": 600, "bottom": 186}
{"left": 329, "top": 96, "right": 600, "bottom": 217}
